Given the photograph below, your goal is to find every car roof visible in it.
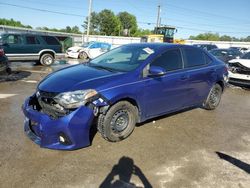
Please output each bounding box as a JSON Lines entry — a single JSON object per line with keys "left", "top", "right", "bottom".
{"left": 0, "top": 33, "right": 56, "bottom": 37}
{"left": 124, "top": 43, "right": 187, "bottom": 49}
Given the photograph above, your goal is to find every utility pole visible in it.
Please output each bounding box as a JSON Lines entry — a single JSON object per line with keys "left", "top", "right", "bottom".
{"left": 86, "top": 0, "right": 92, "bottom": 42}
{"left": 156, "top": 5, "right": 161, "bottom": 28}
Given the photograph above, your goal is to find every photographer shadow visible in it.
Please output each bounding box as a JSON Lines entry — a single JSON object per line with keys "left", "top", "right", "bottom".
{"left": 99, "top": 156, "right": 152, "bottom": 188}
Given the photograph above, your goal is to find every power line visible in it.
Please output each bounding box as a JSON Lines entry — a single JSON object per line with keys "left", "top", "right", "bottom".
{"left": 13, "top": 0, "right": 84, "bottom": 10}
{"left": 137, "top": 21, "right": 249, "bottom": 34}
{"left": 0, "top": 2, "right": 86, "bottom": 18}
{"left": 0, "top": 1, "right": 249, "bottom": 35}
{"left": 162, "top": 3, "right": 250, "bottom": 24}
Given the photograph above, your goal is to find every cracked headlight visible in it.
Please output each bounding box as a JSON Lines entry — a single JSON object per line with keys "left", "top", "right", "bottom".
{"left": 54, "top": 89, "right": 98, "bottom": 109}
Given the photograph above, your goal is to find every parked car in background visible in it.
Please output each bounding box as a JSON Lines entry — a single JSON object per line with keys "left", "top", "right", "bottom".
{"left": 22, "top": 43, "right": 228, "bottom": 150}
{"left": 66, "top": 41, "right": 111, "bottom": 60}
{"left": 228, "top": 52, "right": 250, "bottom": 87}
{"left": 0, "top": 48, "right": 11, "bottom": 74}
{"left": 193, "top": 44, "right": 218, "bottom": 51}
{"left": 229, "top": 47, "right": 249, "bottom": 54}
{"left": 209, "top": 48, "right": 242, "bottom": 63}
{"left": 0, "top": 33, "right": 63, "bottom": 66}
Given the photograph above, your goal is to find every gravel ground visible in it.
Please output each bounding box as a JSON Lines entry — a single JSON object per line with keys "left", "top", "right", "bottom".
{"left": 0, "top": 61, "right": 249, "bottom": 188}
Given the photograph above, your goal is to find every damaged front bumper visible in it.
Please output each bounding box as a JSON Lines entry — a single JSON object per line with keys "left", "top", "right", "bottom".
{"left": 22, "top": 96, "right": 95, "bottom": 150}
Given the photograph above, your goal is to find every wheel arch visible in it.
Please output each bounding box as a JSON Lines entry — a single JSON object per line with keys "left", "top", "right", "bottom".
{"left": 109, "top": 96, "right": 142, "bottom": 123}
{"left": 39, "top": 49, "right": 56, "bottom": 58}
{"left": 216, "top": 80, "right": 225, "bottom": 91}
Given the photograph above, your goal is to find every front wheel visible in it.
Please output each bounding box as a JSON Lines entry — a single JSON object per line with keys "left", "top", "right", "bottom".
{"left": 97, "top": 101, "right": 138, "bottom": 142}
{"left": 40, "top": 53, "right": 54, "bottom": 66}
{"left": 78, "top": 51, "right": 88, "bottom": 60}
{"left": 203, "top": 84, "right": 223, "bottom": 110}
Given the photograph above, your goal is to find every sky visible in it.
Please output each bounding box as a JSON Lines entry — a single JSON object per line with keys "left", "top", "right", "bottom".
{"left": 0, "top": 0, "right": 249, "bottom": 39}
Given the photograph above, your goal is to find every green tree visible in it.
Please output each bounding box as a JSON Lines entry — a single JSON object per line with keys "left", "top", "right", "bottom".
{"left": 0, "top": 18, "right": 33, "bottom": 29}
{"left": 83, "top": 12, "right": 101, "bottom": 35}
{"left": 244, "top": 36, "right": 250, "bottom": 42}
{"left": 117, "top": 11, "right": 137, "bottom": 36}
{"left": 98, "top": 9, "right": 121, "bottom": 36}
{"left": 189, "top": 32, "right": 220, "bottom": 41}
{"left": 133, "top": 29, "right": 152, "bottom": 37}
{"left": 220, "top": 35, "right": 232, "bottom": 41}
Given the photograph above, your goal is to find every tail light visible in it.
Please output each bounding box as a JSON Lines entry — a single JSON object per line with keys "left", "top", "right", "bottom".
{"left": 0, "top": 48, "right": 5, "bottom": 56}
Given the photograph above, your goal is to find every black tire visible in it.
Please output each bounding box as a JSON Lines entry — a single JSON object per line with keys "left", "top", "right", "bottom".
{"left": 6, "top": 67, "right": 12, "bottom": 75}
{"left": 203, "top": 84, "right": 223, "bottom": 110}
{"left": 97, "top": 101, "right": 138, "bottom": 142}
{"left": 78, "top": 51, "right": 88, "bottom": 60}
{"left": 40, "top": 53, "right": 54, "bottom": 66}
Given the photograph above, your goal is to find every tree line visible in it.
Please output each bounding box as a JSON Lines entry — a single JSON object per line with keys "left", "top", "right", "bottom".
{"left": 82, "top": 9, "right": 151, "bottom": 37}
{"left": 1, "top": 15, "right": 249, "bottom": 41}
{"left": 189, "top": 32, "right": 250, "bottom": 42}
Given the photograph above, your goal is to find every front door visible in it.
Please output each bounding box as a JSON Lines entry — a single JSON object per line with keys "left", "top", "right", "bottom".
{"left": 143, "top": 48, "right": 188, "bottom": 117}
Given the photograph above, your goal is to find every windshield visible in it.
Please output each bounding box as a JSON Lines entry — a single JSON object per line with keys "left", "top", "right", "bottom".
{"left": 81, "top": 42, "right": 93, "bottom": 48}
{"left": 89, "top": 45, "right": 155, "bottom": 72}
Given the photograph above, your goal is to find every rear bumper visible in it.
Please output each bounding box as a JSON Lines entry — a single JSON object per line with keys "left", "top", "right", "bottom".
{"left": 22, "top": 97, "right": 95, "bottom": 150}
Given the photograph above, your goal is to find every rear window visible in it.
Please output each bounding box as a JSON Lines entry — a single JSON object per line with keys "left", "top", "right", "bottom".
{"left": 42, "top": 36, "right": 60, "bottom": 45}
{"left": 183, "top": 48, "right": 206, "bottom": 68}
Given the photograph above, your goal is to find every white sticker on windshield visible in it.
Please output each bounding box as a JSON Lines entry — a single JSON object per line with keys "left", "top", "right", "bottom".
{"left": 143, "top": 47, "right": 154, "bottom": 54}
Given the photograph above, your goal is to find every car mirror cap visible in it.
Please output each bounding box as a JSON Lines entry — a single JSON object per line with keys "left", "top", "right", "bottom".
{"left": 148, "top": 66, "right": 166, "bottom": 77}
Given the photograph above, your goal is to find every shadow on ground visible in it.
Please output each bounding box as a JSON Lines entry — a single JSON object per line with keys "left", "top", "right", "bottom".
{"left": 0, "top": 71, "right": 31, "bottom": 82}
{"left": 216, "top": 151, "right": 250, "bottom": 174}
{"left": 99, "top": 156, "right": 152, "bottom": 188}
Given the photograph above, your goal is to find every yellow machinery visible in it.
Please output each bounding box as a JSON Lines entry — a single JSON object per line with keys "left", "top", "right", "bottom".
{"left": 141, "top": 26, "right": 185, "bottom": 44}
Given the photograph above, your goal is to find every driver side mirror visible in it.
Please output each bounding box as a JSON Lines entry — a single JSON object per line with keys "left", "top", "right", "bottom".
{"left": 148, "top": 66, "right": 166, "bottom": 77}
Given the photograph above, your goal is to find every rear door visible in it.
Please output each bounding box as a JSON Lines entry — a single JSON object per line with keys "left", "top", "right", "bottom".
{"left": 24, "top": 35, "right": 42, "bottom": 54}
{"left": 181, "top": 47, "right": 215, "bottom": 106}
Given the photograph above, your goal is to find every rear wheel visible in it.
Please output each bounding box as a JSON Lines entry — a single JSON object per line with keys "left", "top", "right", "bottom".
{"left": 203, "top": 84, "right": 223, "bottom": 110}
{"left": 97, "top": 101, "right": 138, "bottom": 142}
{"left": 40, "top": 53, "right": 54, "bottom": 66}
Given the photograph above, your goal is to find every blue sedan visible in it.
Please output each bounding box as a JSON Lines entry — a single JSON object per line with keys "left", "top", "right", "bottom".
{"left": 22, "top": 43, "right": 228, "bottom": 150}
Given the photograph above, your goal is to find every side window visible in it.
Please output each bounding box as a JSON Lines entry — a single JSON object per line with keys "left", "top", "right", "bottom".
{"left": 6, "top": 35, "right": 21, "bottom": 44}
{"left": 41, "top": 36, "right": 60, "bottom": 45}
{"left": 183, "top": 48, "right": 206, "bottom": 68}
{"left": 101, "top": 43, "right": 110, "bottom": 50}
{"left": 26, "top": 36, "right": 40, "bottom": 44}
{"left": 151, "top": 49, "right": 183, "bottom": 71}
{"left": 90, "top": 43, "right": 99, "bottom": 49}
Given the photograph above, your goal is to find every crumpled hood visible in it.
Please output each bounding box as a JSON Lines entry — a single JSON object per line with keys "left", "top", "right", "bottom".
{"left": 38, "top": 64, "right": 123, "bottom": 93}
{"left": 229, "top": 59, "right": 250, "bottom": 68}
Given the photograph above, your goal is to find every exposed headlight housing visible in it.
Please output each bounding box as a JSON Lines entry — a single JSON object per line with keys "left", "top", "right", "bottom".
{"left": 54, "top": 89, "right": 98, "bottom": 109}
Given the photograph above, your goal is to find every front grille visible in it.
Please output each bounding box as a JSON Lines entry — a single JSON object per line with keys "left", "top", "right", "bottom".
{"left": 29, "top": 90, "right": 72, "bottom": 119}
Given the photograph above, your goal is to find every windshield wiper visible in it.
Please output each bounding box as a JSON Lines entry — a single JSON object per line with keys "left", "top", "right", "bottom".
{"left": 90, "top": 64, "right": 117, "bottom": 72}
